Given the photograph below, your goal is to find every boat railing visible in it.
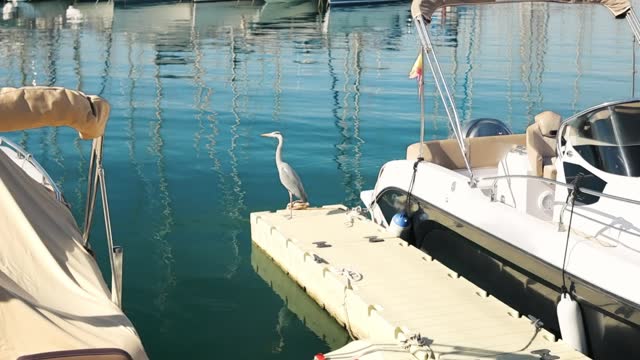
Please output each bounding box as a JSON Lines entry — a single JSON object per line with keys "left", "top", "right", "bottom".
{"left": 475, "top": 174, "right": 640, "bottom": 207}
{"left": 0, "top": 136, "right": 63, "bottom": 203}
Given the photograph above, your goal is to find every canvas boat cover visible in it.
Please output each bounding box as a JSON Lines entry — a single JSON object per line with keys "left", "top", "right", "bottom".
{"left": 0, "top": 87, "right": 109, "bottom": 140}
{"left": 0, "top": 150, "right": 147, "bottom": 359}
{"left": 411, "top": 0, "right": 631, "bottom": 21}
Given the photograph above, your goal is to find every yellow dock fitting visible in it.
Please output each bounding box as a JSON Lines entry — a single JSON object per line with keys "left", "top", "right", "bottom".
{"left": 250, "top": 205, "right": 590, "bottom": 360}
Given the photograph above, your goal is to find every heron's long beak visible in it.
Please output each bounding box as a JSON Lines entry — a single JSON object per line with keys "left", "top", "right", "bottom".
{"left": 260, "top": 133, "right": 272, "bottom": 137}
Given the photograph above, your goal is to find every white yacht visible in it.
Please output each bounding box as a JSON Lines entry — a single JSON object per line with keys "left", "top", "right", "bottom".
{"left": 362, "top": 0, "right": 640, "bottom": 358}
{"left": 0, "top": 87, "right": 147, "bottom": 359}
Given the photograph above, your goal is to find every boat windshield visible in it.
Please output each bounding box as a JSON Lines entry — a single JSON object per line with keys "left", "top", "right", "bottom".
{"left": 563, "top": 100, "right": 640, "bottom": 177}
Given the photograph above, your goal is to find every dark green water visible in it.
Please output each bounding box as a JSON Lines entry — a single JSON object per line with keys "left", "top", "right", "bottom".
{"left": 0, "top": 0, "right": 636, "bottom": 358}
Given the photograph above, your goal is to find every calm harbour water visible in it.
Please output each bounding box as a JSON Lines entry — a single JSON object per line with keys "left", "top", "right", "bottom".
{"left": 0, "top": 0, "right": 637, "bottom": 358}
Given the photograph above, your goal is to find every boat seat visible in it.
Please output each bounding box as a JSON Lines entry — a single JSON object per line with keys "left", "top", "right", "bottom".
{"left": 406, "top": 134, "right": 525, "bottom": 171}
{"left": 18, "top": 349, "right": 133, "bottom": 360}
{"left": 526, "top": 111, "right": 561, "bottom": 180}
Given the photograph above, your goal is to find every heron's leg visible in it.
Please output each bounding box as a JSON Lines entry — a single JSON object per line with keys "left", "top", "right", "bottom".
{"left": 289, "top": 192, "right": 293, "bottom": 219}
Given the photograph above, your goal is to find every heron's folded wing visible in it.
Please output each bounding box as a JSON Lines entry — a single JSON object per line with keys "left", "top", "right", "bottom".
{"left": 278, "top": 162, "right": 307, "bottom": 202}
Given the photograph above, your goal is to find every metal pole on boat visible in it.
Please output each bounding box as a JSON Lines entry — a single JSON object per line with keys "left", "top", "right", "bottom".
{"left": 413, "top": 15, "right": 473, "bottom": 178}
{"left": 82, "top": 137, "right": 102, "bottom": 246}
{"left": 419, "top": 47, "right": 425, "bottom": 159}
{"left": 633, "top": 35, "right": 636, "bottom": 98}
{"left": 99, "top": 165, "right": 122, "bottom": 308}
{"left": 626, "top": 9, "right": 640, "bottom": 45}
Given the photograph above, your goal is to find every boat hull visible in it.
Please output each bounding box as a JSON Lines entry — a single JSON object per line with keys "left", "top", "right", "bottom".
{"left": 411, "top": 196, "right": 640, "bottom": 359}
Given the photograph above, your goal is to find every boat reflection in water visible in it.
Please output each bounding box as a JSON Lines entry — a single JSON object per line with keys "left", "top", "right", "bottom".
{"left": 192, "top": 1, "right": 259, "bottom": 30}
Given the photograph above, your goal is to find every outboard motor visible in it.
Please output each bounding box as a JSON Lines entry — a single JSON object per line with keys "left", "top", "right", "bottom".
{"left": 461, "top": 118, "right": 513, "bottom": 138}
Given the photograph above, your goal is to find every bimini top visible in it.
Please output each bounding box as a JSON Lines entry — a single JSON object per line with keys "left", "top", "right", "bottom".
{"left": 411, "top": 0, "right": 631, "bottom": 21}
{"left": 0, "top": 87, "right": 110, "bottom": 139}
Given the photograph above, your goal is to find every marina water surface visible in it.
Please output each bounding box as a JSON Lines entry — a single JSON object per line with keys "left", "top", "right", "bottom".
{"left": 0, "top": 0, "right": 636, "bottom": 358}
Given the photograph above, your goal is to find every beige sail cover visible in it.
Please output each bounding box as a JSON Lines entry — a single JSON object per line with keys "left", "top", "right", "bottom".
{"left": 411, "top": 0, "right": 631, "bottom": 21}
{"left": 0, "top": 87, "right": 110, "bottom": 139}
{"left": 0, "top": 150, "right": 147, "bottom": 359}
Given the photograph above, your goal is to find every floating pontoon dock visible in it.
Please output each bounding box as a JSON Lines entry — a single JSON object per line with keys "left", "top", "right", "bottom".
{"left": 250, "top": 205, "right": 590, "bottom": 360}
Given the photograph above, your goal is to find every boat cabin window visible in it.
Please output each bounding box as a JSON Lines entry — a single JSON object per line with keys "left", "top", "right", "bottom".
{"left": 376, "top": 188, "right": 462, "bottom": 249}
{"left": 563, "top": 100, "right": 640, "bottom": 177}
{"left": 376, "top": 188, "right": 408, "bottom": 224}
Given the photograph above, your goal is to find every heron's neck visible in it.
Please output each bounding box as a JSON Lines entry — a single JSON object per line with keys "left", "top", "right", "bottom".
{"left": 275, "top": 136, "right": 284, "bottom": 165}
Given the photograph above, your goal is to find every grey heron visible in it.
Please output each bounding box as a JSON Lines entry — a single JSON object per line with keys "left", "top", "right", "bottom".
{"left": 261, "top": 131, "right": 308, "bottom": 218}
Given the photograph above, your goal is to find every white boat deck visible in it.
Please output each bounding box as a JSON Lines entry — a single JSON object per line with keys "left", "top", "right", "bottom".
{"left": 250, "top": 205, "right": 590, "bottom": 360}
